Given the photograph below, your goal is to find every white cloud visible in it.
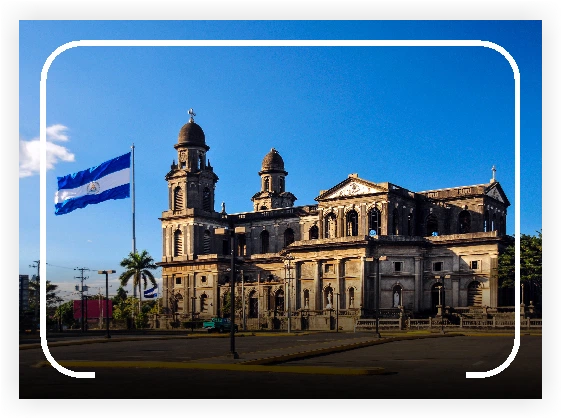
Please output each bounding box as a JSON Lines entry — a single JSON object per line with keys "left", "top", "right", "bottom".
{"left": 19, "top": 124, "right": 75, "bottom": 178}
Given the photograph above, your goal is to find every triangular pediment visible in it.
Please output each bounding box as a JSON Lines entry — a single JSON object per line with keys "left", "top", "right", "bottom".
{"left": 317, "top": 177, "right": 387, "bottom": 200}
{"left": 485, "top": 182, "right": 510, "bottom": 206}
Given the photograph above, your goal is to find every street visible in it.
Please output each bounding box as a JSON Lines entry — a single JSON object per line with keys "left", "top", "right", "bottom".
{"left": 19, "top": 332, "right": 541, "bottom": 399}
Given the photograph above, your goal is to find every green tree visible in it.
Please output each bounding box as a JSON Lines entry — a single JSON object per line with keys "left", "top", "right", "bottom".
{"left": 498, "top": 230, "right": 542, "bottom": 308}
{"left": 54, "top": 300, "right": 78, "bottom": 329}
{"left": 119, "top": 250, "right": 158, "bottom": 315}
{"left": 220, "top": 292, "right": 242, "bottom": 319}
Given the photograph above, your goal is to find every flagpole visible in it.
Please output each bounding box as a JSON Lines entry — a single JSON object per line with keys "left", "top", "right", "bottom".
{"left": 132, "top": 143, "right": 137, "bottom": 298}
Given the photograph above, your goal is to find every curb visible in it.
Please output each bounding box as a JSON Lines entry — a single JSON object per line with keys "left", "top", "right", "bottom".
{"left": 34, "top": 360, "right": 385, "bottom": 376}
{"left": 241, "top": 333, "right": 462, "bottom": 365}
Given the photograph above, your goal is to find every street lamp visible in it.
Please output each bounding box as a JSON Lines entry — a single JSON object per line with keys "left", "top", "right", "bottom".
{"left": 284, "top": 253, "right": 295, "bottom": 334}
{"left": 436, "top": 283, "right": 445, "bottom": 334}
{"left": 216, "top": 222, "right": 245, "bottom": 359}
{"left": 97, "top": 270, "right": 115, "bottom": 339}
{"left": 373, "top": 256, "right": 385, "bottom": 338}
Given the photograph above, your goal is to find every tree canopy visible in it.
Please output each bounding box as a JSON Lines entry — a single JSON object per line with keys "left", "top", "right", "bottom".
{"left": 119, "top": 249, "right": 158, "bottom": 313}
{"left": 498, "top": 230, "right": 542, "bottom": 307}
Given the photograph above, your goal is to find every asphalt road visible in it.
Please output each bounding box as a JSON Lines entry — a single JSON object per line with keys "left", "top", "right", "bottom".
{"left": 19, "top": 332, "right": 541, "bottom": 399}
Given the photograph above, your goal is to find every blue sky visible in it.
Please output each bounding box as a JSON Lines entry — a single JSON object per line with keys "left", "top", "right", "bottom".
{"left": 18, "top": 20, "right": 542, "bottom": 298}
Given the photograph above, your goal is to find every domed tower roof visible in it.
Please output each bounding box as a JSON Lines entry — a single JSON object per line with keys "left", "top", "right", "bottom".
{"left": 175, "top": 109, "right": 209, "bottom": 150}
{"left": 260, "top": 148, "right": 287, "bottom": 174}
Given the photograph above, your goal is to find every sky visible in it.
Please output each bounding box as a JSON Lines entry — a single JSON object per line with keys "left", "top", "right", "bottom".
{"left": 18, "top": 20, "right": 542, "bottom": 300}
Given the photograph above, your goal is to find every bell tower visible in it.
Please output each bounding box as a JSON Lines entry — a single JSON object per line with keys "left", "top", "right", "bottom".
{"left": 165, "top": 109, "right": 219, "bottom": 214}
{"left": 251, "top": 148, "right": 296, "bottom": 211}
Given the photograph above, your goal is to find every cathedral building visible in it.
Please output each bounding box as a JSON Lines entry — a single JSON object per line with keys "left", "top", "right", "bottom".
{"left": 158, "top": 113, "right": 512, "bottom": 329}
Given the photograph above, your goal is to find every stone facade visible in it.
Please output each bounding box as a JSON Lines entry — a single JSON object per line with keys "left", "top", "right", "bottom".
{"left": 158, "top": 116, "right": 512, "bottom": 327}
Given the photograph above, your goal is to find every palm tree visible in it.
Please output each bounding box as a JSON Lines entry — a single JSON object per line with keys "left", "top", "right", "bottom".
{"left": 119, "top": 250, "right": 158, "bottom": 314}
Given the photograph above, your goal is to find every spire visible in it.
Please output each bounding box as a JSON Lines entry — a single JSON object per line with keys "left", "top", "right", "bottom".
{"left": 491, "top": 165, "right": 496, "bottom": 183}
{"left": 188, "top": 108, "right": 196, "bottom": 123}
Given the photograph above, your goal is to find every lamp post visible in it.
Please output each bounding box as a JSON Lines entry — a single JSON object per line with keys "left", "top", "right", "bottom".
{"left": 373, "top": 256, "right": 384, "bottom": 338}
{"left": 97, "top": 270, "right": 115, "bottom": 339}
{"left": 216, "top": 221, "right": 245, "bottom": 359}
{"left": 283, "top": 253, "right": 295, "bottom": 334}
{"left": 436, "top": 283, "right": 445, "bottom": 334}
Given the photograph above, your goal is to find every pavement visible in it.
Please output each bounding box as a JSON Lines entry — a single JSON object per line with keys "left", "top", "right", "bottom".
{"left": 27, "top": 330, "right": 490, "bottom": 375}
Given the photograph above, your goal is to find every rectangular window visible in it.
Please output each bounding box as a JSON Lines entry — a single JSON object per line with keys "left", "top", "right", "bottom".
{"left": 471, "top": 260, "right": 479, "bottom": 270}
{"left": 433, "top": 262, "right": 443, "bottom": 272}
{"left": 394, "top": 262, "right": 403, "bottom": 272}
{"left": 325, "top": 264, "right": 333, "bottom": 273}
{"left": 175, "top": 277, "right": 182, "bottom": 285}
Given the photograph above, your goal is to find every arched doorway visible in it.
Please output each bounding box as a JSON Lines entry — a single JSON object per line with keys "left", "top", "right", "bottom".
{"left": 467, "top": 281, "right": 482, "bottom": 306}
{"left": 274, "top": 289, "right": 284, "bottom": 313}
{"left": 458, "top": 210, "right": 471, "bottom": 233}
{"left": 248, "top": 290, "right": 258, "bottom": 318}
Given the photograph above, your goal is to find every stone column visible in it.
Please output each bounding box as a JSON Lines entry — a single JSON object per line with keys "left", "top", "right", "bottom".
{"left": 360, "top": 256, "right": 366, "bottom": 311}
{"left": 212, "top": 273, "right": 219, "bottom": 316}
{"left": 489, "top": 255, "right": 499, "bottom": 308}
{"left": 360, "top": 203, "right": 367, "bottom": 236}
{"left": 162, "top": 275, "right": 170, "bottom": 311}
{"left": 313, "top": 261, "right": 321, "bottom": 310}
{"left": 190, "top": 273, "right": 195, "bottom": 315}
{"left": 337, "top": 259, "right": 345, "bottom": 309}
{"left": 338, "top": 207, "right": 345, "bottom": 238}
{"left": 381, "top": 202, "right": 388, "bottom": 235}
{"left": 185, "top": 224, "right": 192, "bottom": 258}
{"left": 318, "top": 208, "right": 324, "bottom": 239}
{"left": 414, "top": 256, "right": 422, "bottom": 312}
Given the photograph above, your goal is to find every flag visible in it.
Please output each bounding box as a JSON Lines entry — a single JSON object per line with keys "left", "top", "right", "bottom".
{"left": 144, "top": 285, "right": 157, "bottom": 298}
{"left": 54, "top": 152, "right": 131, "bottom": 215}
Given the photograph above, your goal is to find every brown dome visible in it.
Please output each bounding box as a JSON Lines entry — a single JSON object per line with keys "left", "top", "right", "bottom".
{"left": 261, "top": 148, "right": 285, "bottom": 172}
{"left": 177, "top": 120, "right": 206, "bottom": 147}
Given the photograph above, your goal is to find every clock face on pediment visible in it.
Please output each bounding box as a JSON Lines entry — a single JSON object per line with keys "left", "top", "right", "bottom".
{"left": 486, "top": 187, "right": 504, "bottom": 203}
{"left": 324, "top": 181, "right": 384, "bottom": 199}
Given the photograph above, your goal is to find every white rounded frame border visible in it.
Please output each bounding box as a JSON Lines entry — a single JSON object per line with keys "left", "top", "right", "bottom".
{"left": 39, "top": 39, "right": 521, "bottom": 379}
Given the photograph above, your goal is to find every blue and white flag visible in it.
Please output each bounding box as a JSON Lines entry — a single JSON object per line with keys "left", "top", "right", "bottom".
{"left": 54, "top": 152, "right": 131, "bottom": 215}
{"left": 144, "top": 285, "right": 157, "bottom": 299}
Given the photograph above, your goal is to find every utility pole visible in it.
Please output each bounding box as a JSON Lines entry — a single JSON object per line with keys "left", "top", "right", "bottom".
{"left": 30, "top": 260, "right": 40, "bottom": 331}
{"left": 75, "top": 267, "right": 90, "bottom": 332}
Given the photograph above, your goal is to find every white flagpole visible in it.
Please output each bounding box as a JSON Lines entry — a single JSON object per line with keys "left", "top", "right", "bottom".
{"left": 132, "top": 144, "right": 137, "bottom": 298}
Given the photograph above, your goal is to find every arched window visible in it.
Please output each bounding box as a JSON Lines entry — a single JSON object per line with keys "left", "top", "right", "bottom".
{"left": 325, "top": 213, "right": 337, "bottom": 239}
{"left": 260, "top": 205, "right": 268, "bottom": 210}
{"left": 200, "top": 294, "right": 208, "bottom": 312}
{"left": 499, "top": 215, "right": 505, "bottom": 235}
{"left": 260, "top": 230, "right": 269, "bottom": 254}
{"left": 484, "top": 210, "right": 490, "bottom": 232}
{"left": 392, "top": 285, "right": 402, "bottom": 307}
{"left": 203, "top": 188, "right": 211, "bottom": 212}
{"left": 426, "top": 214, "right": 439, "bottom": 236}
{"left": 284, "top": 228, "right": 295, "bottom": 247}
{"left": 492, "top": 213, "right": 497, "bottom": 231}
{"left": 248, "top": 290, "right": 258, "bottom": 318}
{"left": 303, "top": 289, "right": 310, "bottom": 309}
{"left": 467, "top": 281, "right": 482, "bottom": 306}
{"left": 368, "top": 207, "right": 381, "bottom": 236}
{"left": 173, "top": 186, "right": 183, "bottom": 211}
{"left": 199, "top": 154, "right": 205, "bottom": 169}
{"left": 346, "top": 210, "right": 359, "bottom": 236}
{"left": 458, "top": 210, "right": 471, "bottom": 233}
{"left": 203, "top": 230, "right": 211, "bottom": 254}
{"left": 348, "top": 287, "right": 355, "bottom": 308}
{"left": 309, "top": 225, "right": 319, "bottom": 240}
{"left": 279, "top": 177, "right": 285, "bottom": 192}
{"left": 264, "top": 177, "right": 270, "bottom": 191}
{"left": 237, "top": 234, "right": 246, "bottom": 256}
{"left": 392, "top": 208, "right": 399, "bottom": 235}
{"left": 174, "top": 229, "right": 183, "bottom": 257}
{"left": 275, "top": 289, "right": 284, "bottom": 312}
